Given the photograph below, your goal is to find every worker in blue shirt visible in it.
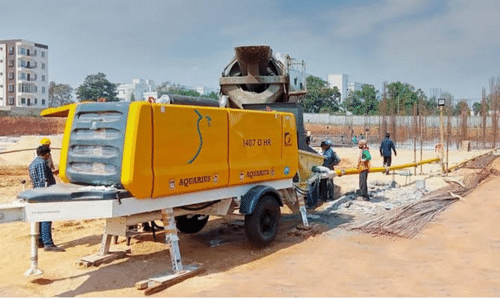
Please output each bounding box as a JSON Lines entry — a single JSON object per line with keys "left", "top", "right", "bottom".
{"left": 29, "top": 146, "right": 65, "bottom": 252}
{"left": 379, "top": 132, "right": 397, "bottom": 175}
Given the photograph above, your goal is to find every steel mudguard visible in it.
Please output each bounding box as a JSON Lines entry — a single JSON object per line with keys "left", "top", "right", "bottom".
{"left": 239, "top": 185, "right": 283, "bottom": 215}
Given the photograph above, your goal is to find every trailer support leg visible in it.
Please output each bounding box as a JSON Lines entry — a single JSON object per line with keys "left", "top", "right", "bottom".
{"left": 161, "top": 208, "right": 183, "bottom": 272}
{"left": 77, "top": 222, "right": 129, "bottom": 268}
{"left": 99, "top": 232, "right": 113, "bottom": 256}
{"left": 24, "top": 222, "right": 43, "bottom": 277}
{"left": 135, "top": 208, "right": 204, "bottom": 295}
{"left": 283, "top": 188, "right": 309, "bottom": 227}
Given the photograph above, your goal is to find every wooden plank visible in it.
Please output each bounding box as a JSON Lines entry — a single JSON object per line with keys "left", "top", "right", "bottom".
{"left": 137, "top": 264, "right": 205, "bottom": 295}
{"left": 77, "top": 250, "right": 130, "bottom": 268}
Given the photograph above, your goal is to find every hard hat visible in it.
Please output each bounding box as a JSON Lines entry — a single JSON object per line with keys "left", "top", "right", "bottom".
{"left": 40, "top": 138, "right": 51, "bottom": 145}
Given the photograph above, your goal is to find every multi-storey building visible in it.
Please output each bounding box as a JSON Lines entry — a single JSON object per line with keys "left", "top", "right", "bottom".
{"left": 348, "top": 82, "right": 364, "bottom": 94}
{"left": 116, "top": 79, "right": 156, "bottom": 102}
{"left": 0, "top": 39, "right": 49, "bottom": 107}
{"left": 328, "top": 74, "right": 349, "bottom": 103}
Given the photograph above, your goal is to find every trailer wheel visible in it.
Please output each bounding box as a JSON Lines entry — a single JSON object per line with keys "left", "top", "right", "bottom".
{"left": 244, "top": 195, "right": 281, "bottom": 246}
{"left": 175, "top": 214, "right": 209, "bottom": 234}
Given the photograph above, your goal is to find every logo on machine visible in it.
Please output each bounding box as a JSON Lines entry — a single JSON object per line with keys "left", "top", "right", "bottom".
{"left": 169, "top": 179, "right": 176, "bottom": 190}
{"left": 239, "top": 172, "right": 245, "bottom": 181}
{"left": 212, "top": 173, "right": 219, "bottom": 184}
{"left": 179, "top": 175, "right": 211, "bottom": 187}
{"left": 284, "top": 166, "right": 290, "bottom": 176}
{"left": 187, "top": 109, "right": 212, "bottom": 164}
{"left": 245, "top": 168, "right": 275, "bottom": 179}
{"left": 284, "top": 132, "right": 292, "bottom": 146}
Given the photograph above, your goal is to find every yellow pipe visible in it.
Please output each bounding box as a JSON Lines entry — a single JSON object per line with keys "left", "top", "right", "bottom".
{"left": 334, "top": 157, "right": 441, "bottom": 176}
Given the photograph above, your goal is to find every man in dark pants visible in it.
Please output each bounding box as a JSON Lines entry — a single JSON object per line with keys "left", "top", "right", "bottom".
{"left": 319, "top": 140, "right": 340, "bottom": 202}
{"left": 379, "top": 132, "right": 397, "bottom": 175}
{"left": 29, "top": 146, "right": 65, "bottom": 252}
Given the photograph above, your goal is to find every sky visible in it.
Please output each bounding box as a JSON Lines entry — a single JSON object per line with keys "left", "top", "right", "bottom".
{"left": 3, "top": 0, "right": 500, "bottom": 101}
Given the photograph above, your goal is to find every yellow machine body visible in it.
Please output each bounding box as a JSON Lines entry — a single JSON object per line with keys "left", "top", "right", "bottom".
{"left": 55, "top": 102, "right": 298, "bottom": 199}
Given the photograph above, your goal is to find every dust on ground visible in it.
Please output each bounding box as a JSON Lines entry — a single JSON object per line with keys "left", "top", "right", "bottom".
{"left": 0, "top": 134, "right": 499, "bottom": 296}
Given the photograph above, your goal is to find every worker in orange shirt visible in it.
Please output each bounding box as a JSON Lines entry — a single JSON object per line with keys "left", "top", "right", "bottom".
{"left": 357, "top": 139, "right": 371, "bottom": 201}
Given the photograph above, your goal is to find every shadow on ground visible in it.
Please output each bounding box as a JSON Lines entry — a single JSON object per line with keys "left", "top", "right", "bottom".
{"left": 45, "top": 209, "right": 354, "bottom": 297}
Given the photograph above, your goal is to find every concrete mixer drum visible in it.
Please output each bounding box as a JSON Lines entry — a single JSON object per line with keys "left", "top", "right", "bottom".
{"left": 219, "top": 45, "right": 289, "bottom": 108}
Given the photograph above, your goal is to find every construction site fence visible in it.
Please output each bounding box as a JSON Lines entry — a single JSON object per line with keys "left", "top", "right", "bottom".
{"left": 303, "top": 114, "right": 497, "bottom": 127}
{"left": 304, "top": 113, "right": 500, "bottom": 150}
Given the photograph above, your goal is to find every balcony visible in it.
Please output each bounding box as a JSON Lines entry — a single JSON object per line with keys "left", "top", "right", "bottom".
{"left": 19, "top": 64, "right": 37, "bottom": 70}
{"left": 18, "top": 78, "right": 37, "bottom": 83}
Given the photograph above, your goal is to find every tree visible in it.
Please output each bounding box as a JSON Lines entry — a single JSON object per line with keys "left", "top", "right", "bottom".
{"left": 454, "top": 100, "right": 470, "bottom": 115}
{"left": 204, "top": 91, "right": 219, "bottom": 100}
{"left": 342, "top": 84, "right": 379, "bottom": 115}
{"left": 130, "top": 93, "right": 135, "bottom": 101}
{"left": 156, "top": 81, "right": 207, "bottom": 99}
{"left": 76, "top": 73, "right": 118, "bottom": 102}
{"left": 301, "top": 76, "right": 340, "bottom": 113}
{"left": 473, "top": 102, "right": 482, "bottom": 116}
{"left": 48, "top": 81, "right": 73, "bottom": 107}
{"left": 385, "top": 82, "right": 421, "bottom": 115}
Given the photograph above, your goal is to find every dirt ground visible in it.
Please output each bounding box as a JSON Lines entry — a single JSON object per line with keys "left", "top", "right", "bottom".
{"left": 0, "top": 135, "right": 500, "bottom": 296}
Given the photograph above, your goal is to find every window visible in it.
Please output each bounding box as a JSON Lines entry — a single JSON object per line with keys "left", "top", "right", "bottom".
{"left": 41, "top": 51, "right": 45, "bottom": 58}
{"left": 8, "top": 84, "right": 14, "bottom": 92}
{"left": 35, "top": 98, "right": 38, "bottom": 105}
{"left": 41, "top": 75, "right": 45, "bottom": 81}
{"left": 8, "top": 72, "right": 14, "bottom": 80}
{"left": 19, "top": 73, "right": 26, "bottom": 80}
{"left": 41, "top": 63, "right": 45, "bottom": 70}
{"left": 20, "top": 47, "right": 26, "bottom": 55}
{"left": 8, "top": 60, "right": 14, "bottom": 67}
{"left": 8, "top": 97, "right": 14, "bottom": 105}
{"left": 42, "top": 99, "right": 46, "bottom": 106}
{"left": 8, "top": 47, "right": 13, "bottom": 55}
{"left": 21, "top": 98, "right": 26, "bottom": 105}
{"left": 42, "top": 87, "right": 46, "bottom": 93}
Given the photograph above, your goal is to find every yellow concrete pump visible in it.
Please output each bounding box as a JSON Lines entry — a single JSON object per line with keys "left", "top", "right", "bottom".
{"left": 54, "top": 101, "right": 298, "bottom": 199}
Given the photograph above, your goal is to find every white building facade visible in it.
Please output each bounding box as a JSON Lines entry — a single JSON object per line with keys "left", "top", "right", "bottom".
{"left": 117, "top": 79, "right": 156, "bottom": 102}
{"left": 347, "top": 82, "right": 364, "bottom": 94}
{"left": 327, "top": 74, "right": 349, "bottom": 103}
{"left": 275, "top": 52, "right": 306, "bottom": 93}
{"left": 0, "top": 39, "right": 49, "bottom": 107}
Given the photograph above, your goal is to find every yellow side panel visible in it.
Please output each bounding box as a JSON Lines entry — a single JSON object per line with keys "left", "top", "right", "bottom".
{"left": 121, "top": 102, "right": 154, "bottom": 199}
{"left": 281, "top": 113, "right": 299, "bottom": 179}
{"left": 40, "top": 103, "right": 75, "bottom": 118}
{"left": 59, "top": 104, "right": 78, "bottom": 183}
{"left": 228, "top": 109, "right": 282, "bottom": 185}
{"left": 152, "top": 105, "right": 229, "bottom": 198}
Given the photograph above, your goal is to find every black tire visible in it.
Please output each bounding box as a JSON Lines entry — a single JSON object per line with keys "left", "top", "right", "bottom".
{"left": 175, "top": 214, "right": 209, "bottom": 234}
{"left": 244, "top": 195, "right": 281, "bottom": 246}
